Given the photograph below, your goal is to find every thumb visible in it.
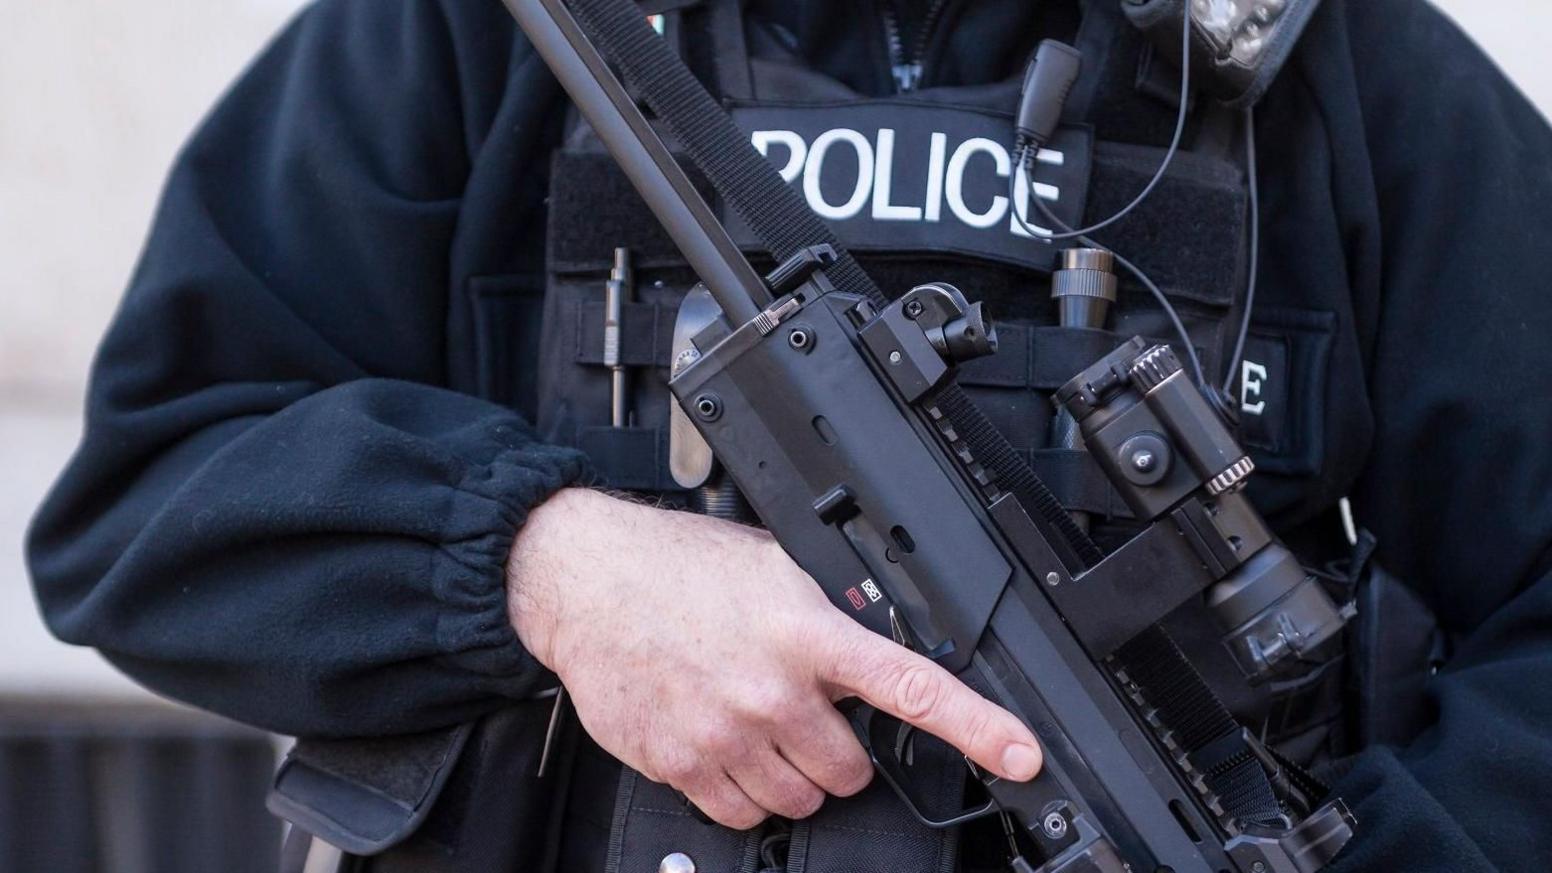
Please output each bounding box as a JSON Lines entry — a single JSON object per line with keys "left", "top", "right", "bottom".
{"left": 817, "top": 620, "right": 1043, "bottom": 783}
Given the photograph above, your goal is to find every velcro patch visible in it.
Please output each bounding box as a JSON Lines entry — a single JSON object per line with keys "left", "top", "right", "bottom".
{"left": 727, "top": 101, "right": 1093, "bottom": 274}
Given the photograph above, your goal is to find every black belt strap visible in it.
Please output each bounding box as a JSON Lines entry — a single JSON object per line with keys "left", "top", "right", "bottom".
{"left": 565, "top": 0, "right": 874, "bottom": 303}
{"left": 563, "top": 0, "right": 1103, "bottom": 567}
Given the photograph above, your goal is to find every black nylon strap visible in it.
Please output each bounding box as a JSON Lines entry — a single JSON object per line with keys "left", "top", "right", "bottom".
{"left": 576, "top": 300, "right": 674, "bottom": 368}
{"left": 562, "top": 0, "right": 1102, "bottom": 566}
{"left": 958, "top": 326, "right": 1124, "bottom": 390}
{"left": 1115, "top": 628, "right": 1286, "bottom": 827}
{"left": 958, "top": 326, "right": 1195, "bottom": 392}
{"left": 565, "top": 0, "right": 879, "bottom": 304}
{"left": 1025, "top": 449, "right": 1132, "bottom": 519}
{"left": 577, "top": 426, "right": 680, "bottom": 492}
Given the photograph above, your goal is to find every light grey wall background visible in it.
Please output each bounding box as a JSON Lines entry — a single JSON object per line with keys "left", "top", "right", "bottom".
{"left": 1, "top": 0, "right": 1547, "bottom": 699}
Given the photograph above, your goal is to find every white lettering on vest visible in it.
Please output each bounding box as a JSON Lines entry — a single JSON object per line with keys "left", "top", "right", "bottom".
{"left": 1012, "top": 147, "right": 1067, "bottom": 238}
{"left": 945, "top": 137, "right": 1008, "bottom": 229}
{"left": 1010, "top": 162, "right": 1062, "bottom": 239}
{"left": 751, "top": 130, "right": 807, "bottom": 183}
{"left": 924, "top": 132, "right": 947, "bottom": 223}
{"left": 871, "top": 129, "right": 922, "bottom": 221}
{"left": 1241, "top": 360, "right": 1268, "bottom": 415}
{"left": 803, "top": 128, "right": 873, "bottom": 220}
{"left": 750, "top": 128, "right": 1067, "bottom": 237}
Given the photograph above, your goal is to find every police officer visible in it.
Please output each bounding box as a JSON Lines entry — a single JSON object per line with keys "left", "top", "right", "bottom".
{"left": 25, "top": 0, "right": 1552, "bottom": 871}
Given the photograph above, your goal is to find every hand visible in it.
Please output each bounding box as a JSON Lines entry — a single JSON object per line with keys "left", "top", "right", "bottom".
{"left": 506, "top": 488, "right": 1043, "bottom": 829}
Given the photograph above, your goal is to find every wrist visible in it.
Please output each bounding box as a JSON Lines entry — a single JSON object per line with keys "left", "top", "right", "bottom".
{"left": 506, "top": 487, "right": 598, "bottom": 668}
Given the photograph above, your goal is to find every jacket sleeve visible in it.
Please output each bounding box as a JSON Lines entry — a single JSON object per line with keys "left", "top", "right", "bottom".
{"left": 25, "top": 0, "right": 587, "bottom": 739}
{"left": 1330, "top": 2, "right": 1552, "bottom": 869}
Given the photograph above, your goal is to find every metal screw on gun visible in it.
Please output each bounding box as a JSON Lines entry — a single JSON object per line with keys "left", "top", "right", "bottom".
{"left": 1042, "top": 812, "right": 1069, "bottom": 840}
{"left": 694, "top": 394, "right": 722, "bottom": 422}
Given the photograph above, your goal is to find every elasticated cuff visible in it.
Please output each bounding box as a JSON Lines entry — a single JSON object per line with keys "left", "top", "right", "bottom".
{"left": 430, "top": 440, "right": 590, "bottom": 693}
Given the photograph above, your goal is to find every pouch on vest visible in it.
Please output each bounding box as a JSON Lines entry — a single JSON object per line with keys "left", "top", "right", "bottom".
{"left": 270, "top": 702, "right": 566, "bottom": 871}
{"left": 604, "top": 742, "right": 965, "bottom": 873}
{"left": 269, "top": 726, "right": 472, "bottom": 857}
{"left": 1344, "top": 533, "right": 1448, "bottom": 750}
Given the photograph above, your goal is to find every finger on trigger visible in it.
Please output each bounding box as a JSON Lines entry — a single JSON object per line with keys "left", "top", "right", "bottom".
{"left": 821, "top": 625, "right": 1043, "bottom": 782}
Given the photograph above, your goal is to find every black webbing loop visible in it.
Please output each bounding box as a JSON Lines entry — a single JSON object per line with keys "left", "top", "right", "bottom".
{"left": 562, "top": 0, "right": 1103, "bottom": 566}
{"left": 683, "top": 0, "right": 754, "bottom": 101}
{"left": 566, "top": 0, "right": 880, "bottom": 304}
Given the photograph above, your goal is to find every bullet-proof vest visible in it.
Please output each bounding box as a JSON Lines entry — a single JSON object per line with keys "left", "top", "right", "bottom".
{"left": 537, "top": 12, "right": 1251, "bottom": 518}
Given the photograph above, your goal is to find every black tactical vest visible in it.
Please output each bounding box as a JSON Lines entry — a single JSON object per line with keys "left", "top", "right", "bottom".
{"left": 539, "top": 5, "right": 1250, "bottom": 509}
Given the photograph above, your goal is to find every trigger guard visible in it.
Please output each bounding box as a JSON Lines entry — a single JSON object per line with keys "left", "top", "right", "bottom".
{"left": 845, "top": 703, "right": 1001, "bottom": 830}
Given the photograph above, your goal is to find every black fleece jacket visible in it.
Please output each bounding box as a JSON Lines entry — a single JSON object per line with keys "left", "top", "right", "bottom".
{"left": 26, "top": 0, "right": 1552, "bottom": 869}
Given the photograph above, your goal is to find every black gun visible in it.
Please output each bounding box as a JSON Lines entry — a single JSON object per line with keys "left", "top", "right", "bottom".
{"left": 502, "top": 0, "right": 1358, "bottom": 870}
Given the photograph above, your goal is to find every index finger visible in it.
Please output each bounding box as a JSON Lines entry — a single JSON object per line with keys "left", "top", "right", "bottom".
{"left": 817, "top": 621, "right": 1043, "bottom": 783}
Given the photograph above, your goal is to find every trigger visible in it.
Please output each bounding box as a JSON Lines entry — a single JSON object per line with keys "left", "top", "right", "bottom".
{"left": 894, "top": 722, "right": 919, "bottom": 768}
{"left": 864, "top": 712, "right": 1000, "bottom": 830}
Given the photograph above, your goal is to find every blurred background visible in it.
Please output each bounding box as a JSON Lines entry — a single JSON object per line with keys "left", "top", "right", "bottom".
{"left": 0, "top": 0, "right": 1546, "bottom": 870}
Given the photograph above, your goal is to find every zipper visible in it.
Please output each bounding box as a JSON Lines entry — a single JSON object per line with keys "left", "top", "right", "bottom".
{"left": 878, "top": 0, "right": 952, "bottom": 93}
